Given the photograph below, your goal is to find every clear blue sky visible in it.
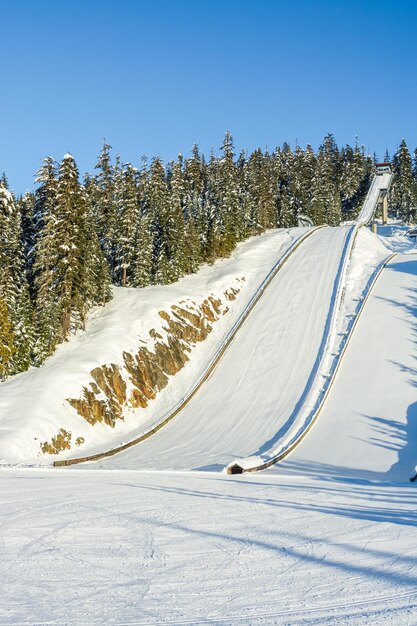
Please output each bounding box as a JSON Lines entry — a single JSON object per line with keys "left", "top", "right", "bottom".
{"left": 1, "top": 0, "right": 416, "bottom": 193}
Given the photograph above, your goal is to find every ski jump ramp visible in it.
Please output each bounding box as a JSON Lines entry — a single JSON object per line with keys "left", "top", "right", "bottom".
{"left": 355, "top": 171, "right": 392, "bottom": 225}
{"left": 73, "top": 170, "right": 413, "bottom": 481}
{"left": 83, "top": 226, "right": 355, "bottom": 471}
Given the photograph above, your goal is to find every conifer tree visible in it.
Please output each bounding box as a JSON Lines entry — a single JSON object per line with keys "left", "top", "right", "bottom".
{"left": 0, "top": 296, "right": 15, "bottom": 379}
{"left": 339, "top": 142, "right": 368, "bottom": 218}
{"left": 114, "top": 163, "right": 140, "bottom": 286}
{"left": 309, "top": 135, "right": 342, "bottom": 226}
{"left": 132, "top": 214, "right": 154, "bottom": 287}
{"left": 218, "top": 131, "right": 243, "bottom": 254}
{"left": 94, "top": 142, "right": 116, "bottom": 269}
{"left": 297, "top": 144, "right": 316, "bottom": 222}
{"left": 32, "top": 158, "right": 62, "bottom": 360}
{"left": 18, "top": 192, "right": 36, "bottom": 294}
{"left": 183, "top": 145, "right": 205, "bottom": 266}
{"left": 148, "top": 157, "right": 172, "bottom": 283}
{"left": 391, "top": 140, "right": 414, "bottom": 222}
{"left": 83, "top": 186, "right": 112, "bottom": 307}
{"left": 0, "top": 184, "right": 34, "bottom": 373}
{"left": 131, "top": 157, "right": 154, "bottom": 287}
{"left": 273, "top": 146, "right": 295, "bottom": 228}
{"left": 204, "top": 150, "right": 223, "bottom": 261}
{"left": 167, "top": 155, "right": 188, "bottom": 280}
{"left": 59, "top": 154, "right": 111, "bottom": 333}
{"left": 247, "top": 148, "right": 275, "bottom": 232}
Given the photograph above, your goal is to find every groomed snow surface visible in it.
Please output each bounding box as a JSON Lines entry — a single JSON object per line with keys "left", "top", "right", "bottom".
{"left": 2, "top": 469, "right": 417, "bottom": 625}
{"left": 1, "top": 222, "right": 417, "bottom": 624}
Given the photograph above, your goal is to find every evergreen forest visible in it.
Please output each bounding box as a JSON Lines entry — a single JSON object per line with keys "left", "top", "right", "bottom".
{"left": 1, "top": 133, "right": 416, "bottom": 379}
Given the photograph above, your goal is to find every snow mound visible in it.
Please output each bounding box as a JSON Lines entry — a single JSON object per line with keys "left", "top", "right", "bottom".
{"left": 225, "top": 456, "right": 264, "bottom": 472}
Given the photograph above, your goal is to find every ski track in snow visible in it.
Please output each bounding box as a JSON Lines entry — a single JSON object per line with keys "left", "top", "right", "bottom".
{"left": 1, "top": 469, "right": 416, "bottom": 625}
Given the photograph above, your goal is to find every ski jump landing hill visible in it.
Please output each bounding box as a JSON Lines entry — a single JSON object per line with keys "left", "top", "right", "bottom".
{"left": 4, "top": 168, "right": 413, "bottom": 482}
{"left": 56, "top": 167, "right": 416, "bottom": 483}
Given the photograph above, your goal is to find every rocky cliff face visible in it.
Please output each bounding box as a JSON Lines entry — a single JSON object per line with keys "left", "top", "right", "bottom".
{"left": 42, "top": 285, "right": 243, "bottom": 454}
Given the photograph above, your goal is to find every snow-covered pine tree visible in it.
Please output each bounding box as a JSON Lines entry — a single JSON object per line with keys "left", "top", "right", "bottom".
{"left": 273, "top": 145, "right": 294, "bottom": 228}
{"left": 204, "top": 149, "right": 223, "bottom": 262}
{"left": 82, "top": 183, "right": 112, "bottom": 307}
{"left": 18, "top": 191, "right": 36, "bottom": 296}
{"left": 391, "top": 140, "right": 414, "bottom": 222}
{"left": 131, "top": 157, "right": 154, "bottom": 287}
{"left": 286, "top": 146, "right": 304, "bottom": 225}
{"left": 310, "top": 152, "right": 329, "bottom": 225}
{"left": 350, "top": 143, "right": 370, "bottom": 218}
{"left": 167, "top": 155, "right": 188, "bottom": 280}
{"left": 413, "top": 148, "right": 417, "bottom": 218}
{"left": 131, "top": 214, "right": 154, "bottom": 287}
{"left": 36, "top": 154, "right": 104, "bottom": 345}
{"left": 32, "top": 158, "right": 62, "bottom": 360}
{"left": 218, "top": 131, "right": 243, "bottom": 255}
{"left": 183, "top": 145, "right": 205, "bottom": 268}
{"left": 235, "top": 149, "right": 251, "bottom": 236}
{"left": 297, "top": 144, "right": 316, "bottom": 222}
{"left": 310, "top": 135, "right": 341, "bottom": 226}
{"left": 339, "top": 142, "right": 368, "bottom": 218}
{"left": 33, "top": 155, "right": 111, "bottom": 361}
{"left": 58, "top": 153, "right": 109, "bottom": 334}
{"left": 114, "top": 163, "right": 140, "bottom": 286}
{"left": 94, "top": 142, "right": 116, "bottom": 270}
{"left": 148, "top": 157, "right": 172, "bottom": 283}
{"left": 0, "top": 184, "right": 34, "bottom": 373}
{"left": 413, "top": 148, "right": 417, "bottom": 180}
{"left": 0, "top": 296, "right": 15, "bottom": 379}
{"left": 247, "top": 148, "right": 275, "bottom": 232}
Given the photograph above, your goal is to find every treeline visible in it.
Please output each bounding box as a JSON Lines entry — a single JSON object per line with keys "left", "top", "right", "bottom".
{"left": 0, "top": 132, "right": 414, "bottom": 379}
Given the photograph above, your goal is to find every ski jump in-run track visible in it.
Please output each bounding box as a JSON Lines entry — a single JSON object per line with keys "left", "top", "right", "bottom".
{"left": 65, "top": 166, "right": 416, "bottom": 482}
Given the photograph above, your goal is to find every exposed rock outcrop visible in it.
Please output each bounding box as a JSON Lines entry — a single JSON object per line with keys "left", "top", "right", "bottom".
{"left": 67, "top": 295, "right": 234, "bottom": 426}
{"left": 41, "top": 283, "right": 243, "bottom": 454}
{"left": 41, "top": 429, "right": 72, "bottom": 454}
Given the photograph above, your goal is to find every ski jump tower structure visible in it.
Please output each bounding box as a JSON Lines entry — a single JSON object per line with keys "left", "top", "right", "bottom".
{"left": 355, "top": 163, "right": 392, "bottom": 229}
{"left": 375, "top": 162, "right": 392, "bottom": 225}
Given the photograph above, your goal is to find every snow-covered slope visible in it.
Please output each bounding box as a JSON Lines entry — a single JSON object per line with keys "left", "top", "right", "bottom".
{"left": 0, "top": 228, "right": 308, "bottom": 465}
{"left": 278, "top": 252, "right": 417, "bottom": 482}
{"left": 80, "top": 226, "right": 379, "bottom": 472}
